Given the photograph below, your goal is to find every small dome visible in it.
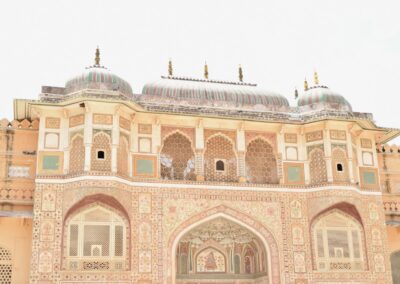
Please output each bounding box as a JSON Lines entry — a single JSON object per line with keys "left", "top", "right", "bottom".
{"left": 297, "top": 73, "right": 352, "bottom": 112}
{"left": 141, "top": 76, "right": 289, "bottom": 111}
{"left": 297, "top": 85, "right": 352, "bottom": 111}
{"left": 65, "top": 48, "right": 132, "bottom": 96}
{"left": 65, "top": 67, "right": 133, "bottom": 96}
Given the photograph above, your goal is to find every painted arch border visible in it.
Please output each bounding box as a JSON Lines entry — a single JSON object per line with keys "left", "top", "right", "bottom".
{"left": 166, "top": 204, "right": 281, "bottom": 284}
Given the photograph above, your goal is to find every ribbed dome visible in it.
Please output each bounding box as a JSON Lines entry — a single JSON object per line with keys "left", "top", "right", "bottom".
{"left": 65, "top": 66, "right": 133, "bottom": 96}
{"left": 141, "top": 76, "right": 289, "bottom": 110}
{"left": 297, "top": 85, "right": 352, "bottom": 112}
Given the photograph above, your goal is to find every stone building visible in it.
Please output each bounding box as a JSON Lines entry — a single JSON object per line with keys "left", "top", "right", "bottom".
{"left": 0, "top": 49, "right": 399, "bottom": 283}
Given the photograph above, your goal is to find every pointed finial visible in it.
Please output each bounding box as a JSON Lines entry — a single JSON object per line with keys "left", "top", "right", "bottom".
{"left": 168, "top": 59, "right": 173, "bottom": 76}
{"left": 304, "top": 78, "right": 309, "bottom": 91}
{"left": 204, "top": 62, "right": 209, "bottom": 79}
{"left": 294, "top": 88, "right": 299, "bottom": 99}
{"left": 94, "top": 46, "right": 101, "bottom": 66}
{"left": 238, "top": 65, "right": 243, "bottom": 82}
{"left": 314, "top": 70, "right": 319, "bottom": 85}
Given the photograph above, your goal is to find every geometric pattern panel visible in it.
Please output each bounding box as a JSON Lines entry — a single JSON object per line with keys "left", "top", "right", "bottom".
{"left": 204, "top": 135, "right": 237, "bottom": 182}
{"left": 117, "top": 135, "right": 129, "bottom": 176}
{"left": 331, "top": 147, "right": 349, "bottom": 183}
{"left": 70, "top": 134, "right": 85, "bottom": 173}
{"left": 160, "top": 132, "right": 195, "bottom": 181}
{"left": 91, "top": 132, "right": 111, "bottom": 172}
{"left": 309, "top": 148, "right": 327, "bottom": 184}
{"left": 0, "top": 247, "right": 12, "bottom": 284}
{"left": 245, "top": 138, "right": 278, "bottom": 184}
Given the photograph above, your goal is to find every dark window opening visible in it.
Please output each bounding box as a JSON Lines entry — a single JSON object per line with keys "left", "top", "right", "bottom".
{"left": 97, "top": 150, "right": 105, "bottom": 159}
{"left": 216, "top": 160, "right": 225, "bottom": 171}
{"left": 336, "top": 163, "right": 343, "bottom": 172}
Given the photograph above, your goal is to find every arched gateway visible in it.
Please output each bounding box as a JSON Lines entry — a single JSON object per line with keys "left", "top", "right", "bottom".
{"left": 167, "top": 205, "right": 281, "bottom": 284}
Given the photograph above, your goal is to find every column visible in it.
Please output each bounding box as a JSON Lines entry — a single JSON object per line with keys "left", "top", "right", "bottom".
{"left": 277, "top": 130, "right": 285, "bottom": 184}
{"left": 346, "top": 132, "right": 355, "bottom": 183}
{"left": 237, "top": 129, "right": 246, "bottom": 183}
{"left": 111, "top": 114, "right": 119, "bottom": 173}
{"left": 300, "top": 133, "right": 310, "bottom": 185}
{"left": 84, "top": 112, "right": 93, "bottom": 171}
{"left": 323, "top": 129, "right": 333, "bottom": 182}
{"left": 60, "top": 116, "right": 69, "bottom": 174}
{"left": 195, "top": 124, "right": 205, "bottom": 181}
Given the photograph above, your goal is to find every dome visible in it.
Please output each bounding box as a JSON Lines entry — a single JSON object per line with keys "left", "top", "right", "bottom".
{"left": 65, "top": 48, "right": 132, "bottom": 96}
{"left": 297, "top": 74, "right": 352, "bottom": 112}
{"left": 141, "top": 76, "right": 289, "bottom": 111}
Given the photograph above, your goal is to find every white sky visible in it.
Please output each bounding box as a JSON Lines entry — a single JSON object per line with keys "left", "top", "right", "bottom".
{"left": 0, "top": 0, "right": 399, "bottom": 143}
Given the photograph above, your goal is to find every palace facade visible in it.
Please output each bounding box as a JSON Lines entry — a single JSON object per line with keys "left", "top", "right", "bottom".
{"left": 0, "top": 49, "right": 400, "bottom": 284}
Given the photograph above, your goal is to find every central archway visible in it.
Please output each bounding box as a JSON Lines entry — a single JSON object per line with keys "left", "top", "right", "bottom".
{"left": 167, "top": 205, "right": 281, "bottom": 284}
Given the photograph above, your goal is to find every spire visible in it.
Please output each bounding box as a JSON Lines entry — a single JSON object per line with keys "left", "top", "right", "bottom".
{"left": 168, "top": 59, "right": 173, "bottom": 76}
{"left": 314, "top": 70, "right": 319, "bottom": 85}
{"left": 95, "top": 46, "right": 100, "bottom": 66}
{"left": 304, "top": 78, "right": 309, "bottom": 91}
{"left": 238, "top": 65, "right": 243, "bottom": 82}
{"left": 204, "top": 62, "right": 209, "bottom": 79}
{"left": 294, "top": 88, "right": 299, "bottom": 99}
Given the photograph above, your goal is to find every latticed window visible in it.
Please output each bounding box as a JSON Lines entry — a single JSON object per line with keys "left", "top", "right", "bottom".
{"left": 313, "top": 211, "right": 364, "bottom": 271}
{"left": 160, "top": 132, "right": 195, "bottom": 180}
{"left": 66, "top": 205, "right": 126, "bottom": 271}
{"left": 0, "top": 247, "right": 12, "bottom": 284}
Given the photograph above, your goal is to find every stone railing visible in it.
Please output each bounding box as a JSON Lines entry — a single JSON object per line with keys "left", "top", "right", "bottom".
{"left": 383, "top": 195, "right": 400, "bottom": 214}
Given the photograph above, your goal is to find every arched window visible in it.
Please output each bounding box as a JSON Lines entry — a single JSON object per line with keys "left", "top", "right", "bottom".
{"left": 160, "top": 132, "right": 195, "bottom": 180}
{"left": 91, "top": 132, "right": 111, "bottom": 171}
{"left": 69, "top": 134, "right": 85, "bottom": 173}
{"left": 331, "top": 147, "right": 349, "bottom": 182}
{"left": 66, "top": 205, "right": 127, "bottom": 270}
{"left": 215, "top": 160, "right": 225, "bottom": 171}
{"left": 245, "top": 138, "right": 278, "bottom": 184}
{"left": 309, "top": 148, "right": 327, "bottom": 184}
{"left": 117, "top": 135, "right": 129, "bottom": 176}
{"left": 204, "top": 135, "right": 237, "bottom": 182}
{"left": 0, "top": 247, "right": 12, "bottom": 284}
{"left": 312, "top": 210, "right": 364, "bottom": 271}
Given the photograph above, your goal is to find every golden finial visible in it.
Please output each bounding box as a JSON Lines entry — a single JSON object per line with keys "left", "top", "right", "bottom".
{"left": 168, "top": 59, "right": 173, "bottom": 76}
{"left": 314, "top": 70, "right": 319, "bottom": 85}
{"left": 204, "top": 62, "right": 209, "bottom": 79}
{"left": 304, "top": 78, "right": 309, "bottom": 91}
{"left": 95, "top": 46, "right": 100, "bottom": 66}
{"left": 238, "top": 65, "right": 243, "bottom": 82}
{"left": 294, "top": 88, "right": 299, "bottom": 99}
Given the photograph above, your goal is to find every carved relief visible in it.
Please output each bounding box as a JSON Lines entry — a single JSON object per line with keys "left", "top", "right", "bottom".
{"left": 306, "top": 130, "right": 323, "bottom": 142}
{"left": 45, "top": 117, "right": 60, "bottom": 129}
{"left": 360, "top": 138, "right": 372, "bottom": 149}
{"left": 139, "top": 222, "right": 152, "bottom": 244}
{"left": 369, "top": 203, "right": 379, "bottom": 221}
{"left": 374, "top": 254, "right": 385, "bottom": 272}
{"left": 284, "top": 133, "right": 297, "bottom": 143}
{"left": 41, "top": 189, "right": 56, "bottom": 211}
{"left": 119, "top": 116, "right": 131, "bottom": 131}
{"left": 292, "top": 225, "right": 304, "bottom": 245}
{"left": 294, "top": 252, "right": 306, "bottom": 273}
{"left": 69, "top": 114, "right": 84, "bottom": 127}
{"left": 93, "top": 114, "right": 113, "bottom": 125}
{"left": 38, "top": 251, "right": 53, "bottom": 273}
{"left": 139, "top": 250, "right": 152, "bottom": 273}
{"left": 371, "top": 228, "right": 382, "bottom": 246}
{"left": 138, "top": 124, "right": 152, "bottom": 134}
{"left": 290, "top": 200, "right": 302, "bottom": 219}
{"left": 330, "top": 130, "right": 346, "bottom": 140}
{"left": 139, "top": 194, "right": 152, "bottom": 214}
{"left": 40, "top": 220, "right": 54, "bottom": 242}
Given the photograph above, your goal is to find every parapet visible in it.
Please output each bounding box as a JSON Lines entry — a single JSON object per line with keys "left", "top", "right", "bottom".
{"left": 0, "top": 118, "right": 39, "bottom": 130}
